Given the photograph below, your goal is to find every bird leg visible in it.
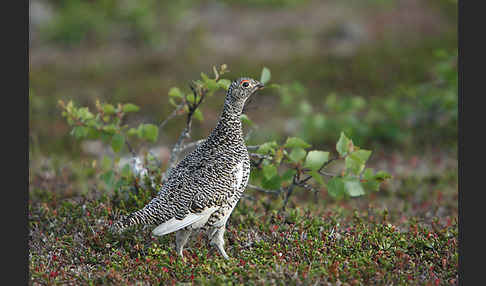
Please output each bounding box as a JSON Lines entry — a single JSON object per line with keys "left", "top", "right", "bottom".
{"left": 175, "top": 228, "right": 192, "bottom": 258}
{"left": 209, "top": 226, "right": 229, "bottom": 260}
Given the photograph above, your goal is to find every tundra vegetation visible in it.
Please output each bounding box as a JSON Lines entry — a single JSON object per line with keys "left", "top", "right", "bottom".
{"left": 29, "top": 1, "right": 457, "bottom": 284}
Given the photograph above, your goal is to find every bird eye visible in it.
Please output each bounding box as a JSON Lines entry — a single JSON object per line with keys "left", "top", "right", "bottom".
{"left": 241, "top": 81, "right": 250, "bottom": 88}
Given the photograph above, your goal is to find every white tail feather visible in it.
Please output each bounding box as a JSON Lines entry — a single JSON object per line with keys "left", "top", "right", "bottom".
{"left": 152, "top": 207, "right": 218, "bottom": 236}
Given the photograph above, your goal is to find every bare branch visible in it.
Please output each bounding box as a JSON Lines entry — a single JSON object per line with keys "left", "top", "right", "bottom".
{"left": 181, "top": 139, "right": 205, "bottom": 151}
{"left": 250, "top": 158, "right": 265, "bottom": 168}
{"left": 247, "top": 145, "right": 260, "bottom": 151}
{"left": 282, "top": 184, "right": 295, "bottom": 210}
{"left": 159, "top": 104, "right": 184, "bottom": 130}
{"left": 240, "top": 193, "right": 256, "bottom": 201}
{"left": 246, "top": 184, "right": 282, "bottom": 195}
{"left": 125, "top": 140, "right": 137, "bottom": 157}
{"left": 295, "top": 181, "right": 317, "bottom": 192}
{"left": 249, "top": 153, "right": 272, "bottom": 160}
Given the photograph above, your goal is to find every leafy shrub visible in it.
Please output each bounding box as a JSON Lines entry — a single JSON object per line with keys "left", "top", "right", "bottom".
{"left": 58, "top": 66, "right": 391, "bottom": 211}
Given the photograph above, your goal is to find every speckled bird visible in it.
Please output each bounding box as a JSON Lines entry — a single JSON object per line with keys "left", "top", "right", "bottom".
{"left": 111, "top": 77, "right": 264, "bottom": 259}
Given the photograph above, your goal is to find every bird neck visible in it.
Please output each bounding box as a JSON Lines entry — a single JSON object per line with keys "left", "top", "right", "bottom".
{"left": 207, "top": 101, "right": 244, "bottom": 145}
{"left": 223, "top": 96, "right": 246, "bottom": 115}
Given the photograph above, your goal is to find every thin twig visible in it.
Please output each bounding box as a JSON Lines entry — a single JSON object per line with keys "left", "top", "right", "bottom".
{"left": 246, "top": 184, "right": 282, "bottom": 195}
{"left": 247, "top": 145, "right": 259, "bottom": 151}
{"left": 181, "top": 139, "right": 205, "bottom": 151}
{"left": 125, "top": 140, "right": 137, "bottom": 157}
{"left": 249, "top": 153, "right": 272, "bottom": 160}
{"left": 159, "top": 104, "right": 184, "bottom": 130}
{"left": 250, "top": 157, "right": 266, "bottom": 168}
{"left": 301, "top": 157, "right": 338, "bottom": 184}
{"left": 240, "top": 193, "right": 256, "bottom": 201}
{"left": 282, "top": 184, "right": 295, "bottom": 210}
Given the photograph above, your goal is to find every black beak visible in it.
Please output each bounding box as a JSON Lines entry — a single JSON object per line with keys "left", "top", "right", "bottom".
{"left": 255, "top": 82, "right": 265, "bottom": 90}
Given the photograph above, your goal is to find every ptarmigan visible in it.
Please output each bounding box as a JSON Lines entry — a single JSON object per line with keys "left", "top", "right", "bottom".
{"left": 111, "top": 77, "right": 264, "bottom": 260}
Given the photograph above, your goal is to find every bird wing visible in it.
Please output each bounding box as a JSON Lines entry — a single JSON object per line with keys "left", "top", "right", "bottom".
{"left": 151, "top": 206, "right": 219, "bottom": 236}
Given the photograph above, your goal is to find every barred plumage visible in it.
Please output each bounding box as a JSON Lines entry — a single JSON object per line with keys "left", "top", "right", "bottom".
{"left": 111, "top": 77, "right": 264, "bottom": 259}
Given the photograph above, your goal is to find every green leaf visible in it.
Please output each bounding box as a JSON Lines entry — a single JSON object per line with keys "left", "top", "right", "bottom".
{"left": 256, "top": 141, "right": 278, "bottom": 155}
{"left": 169, "top": 98, "right": 177, "bottom": 107}
{"left": 101, "top": 155, "right": 112, "bottom": 171}
{"left": 168, "top": 87, "right": 183, "bottom": 99}
{"left": 362, "top": 179, "right": 380, "bottom": 192}
{"left": 343, "top": 177, "right": 365, "bottom": 197}
{"left": 284, "top": 137, "right": 311, "bottom": 149}
{"left": 205, "top": 79, "right": 218, "bottom": 91}
{"left": 103, "top": 124, "right": 117, "bottom": 134}
{"left": 186, "top": 93, "right": 195, "bottom": 104}
{"left": 362, "top": 168, "right": 380, "bottom": 191}
{"left": 240, "top": 114, "right": 254, "bottom": 126}
{"left": 66, "top": 100, "right": 74, "bottom": 112}
{"left": 374, "top": 171, "right": 392, "bottom": 182}
{"left": 86, "top": 128, "right": 101, "bottom": 140}
{"left": 103, "top": 104, "right": 116, "bottom": 115}
{"left": 281, "top": 169, "right": 296, "bottom": 182}
{"left": 310, "top": 170, "right": 324, "bottom": 185}
{"left": 288, "top": 147, "right": 307, "bottom": 163}
{"left": 336, "top": 132, "right": 353, "bottom": 157}
{"left": 261, "top": 175, "right": 282, "bottom": 190}
{"left": 304, "top": 151, "right": 329, "bottom": 171}
{"left": 193, "top": 108, "right": 204, "bottom": 121}
{"left": 71, "top": 126, "right": 88, "bottom": 139}
{"left": 122, "top": 103, "right": 140, "bottom": 113}
{"left": 327, "top": 177, "right": 346, "bottom": 199}
{"left": 85, "top": 118, "right": 99, "bottom": 128}
{"left": 299, "top": 101, "right": 312, "bottom": 115}
{"left": 113, "top": 178, "right": 125, "bottom": 192}
{"left": 100, "top": 170, "right": 114, "bottom": 187}
{"left": 260, "top": 67, "right": 271, "bottom": 84}
{"left": 112, "top": 117, "right": 121, "bottom": 126}
{"left": 200, "top": 72, "right": 210, "bottom": 82}
{"left": 250, "top": 168, "right": 263, "bottom": 182}
{"left": 218, "top": 79, "right": 231, "bottom": 90}
{"left": 353, "top": 149, "right": 372, "bottom": 163}
{"left": 274, "top": 149, "right": 284, "bottom": 165}
{"left": 111, "top": 133, "right": 125, "bottom": 153}
{"left": 138, "top": 124, "right": 159, "bottom": 143}
{"left": 78, "top": 107, "right": 94, "bottom": 120}
{"left": 363, "top": 168, "right": 375, "bottom": 180}
{"left": 262, "top": 164, "right": 278, "bottom": 180}
{"left": 127, "top": 128, "right": 139, "bottom": 137}
{"left": 345, "top": 150, "right": 372, "bottom": 175}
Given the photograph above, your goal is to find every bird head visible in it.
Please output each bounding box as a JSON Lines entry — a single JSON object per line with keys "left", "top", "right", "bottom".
{"left": 224, "top": 77, "right": 264, "bottom": 114}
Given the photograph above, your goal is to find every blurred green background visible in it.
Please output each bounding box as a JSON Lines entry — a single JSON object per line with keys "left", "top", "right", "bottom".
{"left": 29, "top": 0, "right": 457, "bottom": 175}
